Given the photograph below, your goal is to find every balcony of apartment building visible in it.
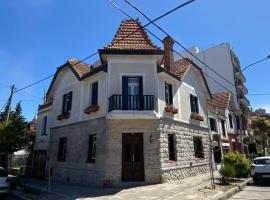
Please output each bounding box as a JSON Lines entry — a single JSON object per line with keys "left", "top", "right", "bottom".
{"left": 234, "top": 70, "right": 246, "bottom": 83}
{"left": 239, "top": 94, "right": 250, "bottom": 108}
{"left": 237, "top": 84, "right": 248, "bottom": 95}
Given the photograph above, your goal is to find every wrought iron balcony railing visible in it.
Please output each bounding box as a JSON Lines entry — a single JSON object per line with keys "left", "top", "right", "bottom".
{"left": 109, "top": 94, "right": 155, "bottom": 112}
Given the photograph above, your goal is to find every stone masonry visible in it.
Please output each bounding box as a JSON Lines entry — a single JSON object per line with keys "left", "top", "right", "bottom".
{"left": 159, "top": 118, "right": 210, "bottom": 182}
{"left": 48, "top": 117, "right": 210, "bottom": 186}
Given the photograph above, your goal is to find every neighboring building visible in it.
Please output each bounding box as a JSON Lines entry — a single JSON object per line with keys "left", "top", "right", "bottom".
{"left": 207, "top": 91, "right": 242, "bottom": 163}
{"left": 33, "top": 19, "right": 212, "bottom": 185}
{"left": 250, "top": 110, "right": 270, "bottom": 155}
{"left": 178, "top": 43, "right": 250, "bottom": 153}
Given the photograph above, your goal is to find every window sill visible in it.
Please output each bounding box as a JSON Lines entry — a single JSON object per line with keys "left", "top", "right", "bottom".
{"left": 57, "top": 112, "right": 70, "bottom": 120}
{"left": 190, "top": 112, "right": 204, "bottom": 121}
{"left": 194, "top": 157, "right": 205, "bottom": 160}
{"left": 164, "top": 105, "right": 178, "bottom": 114}
{"left": 164, "top": 160, "right": 177, "bottom": 163}
{"left": 84, "top": 105, "right": 99, "bottom": 114}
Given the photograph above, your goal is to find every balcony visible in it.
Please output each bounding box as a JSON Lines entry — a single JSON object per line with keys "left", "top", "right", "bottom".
{"left": 109, "top": 94, "right": 155, "bottom": 111}
{"left": 237, "top": 84, "right": 248, "bottom": 95}
{"left": 234, "top": 71, "right": 246, "bottom": 83}
{"left": 239, "top": 95, "right": 250, "bottom": 108}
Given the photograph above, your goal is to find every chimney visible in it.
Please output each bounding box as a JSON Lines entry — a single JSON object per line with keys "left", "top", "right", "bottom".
{"left": 163, "top": 36, "right": 175, "bottom": 72}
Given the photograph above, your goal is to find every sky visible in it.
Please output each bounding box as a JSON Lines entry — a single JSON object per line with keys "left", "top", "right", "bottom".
{"left": 0, "top": 0, "right": 270, "bottom": 121}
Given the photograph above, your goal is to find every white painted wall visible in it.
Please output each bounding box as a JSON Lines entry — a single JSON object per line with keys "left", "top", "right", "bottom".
{"left": 178, "top": 43, "right": 240, "bottom": 110}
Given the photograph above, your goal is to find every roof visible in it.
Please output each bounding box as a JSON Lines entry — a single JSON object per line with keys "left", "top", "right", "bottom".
{"left": 208, "top": 91, "right": 231, "bottom": 110}
{"left": 174, "top": 59, "right": 190, "bottom": 79}
{"left": 45, "top": 59, "right": 107, "bottom": 98}
{"left": 104, "top": 19, "right": 160, "bottom": 50}
{"left": 171, "top": 58, "right": 212, "bottom": 98}
{"left": 68, "top": 59, "right": 91, "bottom": 78}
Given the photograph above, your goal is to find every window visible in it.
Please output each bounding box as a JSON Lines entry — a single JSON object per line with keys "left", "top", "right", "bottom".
{"left": 254, "top": 159, "right": 270, "bottom": 165}
{"left": 168, "top": 134, "right": 176, "bottom": 161}
{"left": 190, "top": 94, "right": 199, "bottom": 113}
{"left": 228, "top": 114, "right": 233, "bottom": 128}
{"left": 236, "top": 117, "right": 241, "bottom": 130}
{"left": 91, "top": 82, "right": 98, "bottom": 106}
{"left": 41, "top": 116, "right": 47, "bottom": 136}
{"left": 58, "top": 137, "right": 67, "bottom": 161}
{"left": 165, "top": 82, "right": 173, "bottom": 105}
{"left": 193, "top": 137, "right": 204, "bottom": 158}
{"left": 221, "top": 119, "right": 226, "bottom": 137}
{"left": 62, "top": 91, "right": 72, "bottom": 114}
{"left": 87, "top": 135, "right": 96, "bottom": 163}
{"left": 210, "top": 118, "right": 217, "bottom": 132}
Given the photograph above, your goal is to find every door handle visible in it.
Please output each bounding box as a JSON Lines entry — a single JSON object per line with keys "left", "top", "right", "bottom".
{"left": 132, "top": 154, "right": 135, "bottom": 162}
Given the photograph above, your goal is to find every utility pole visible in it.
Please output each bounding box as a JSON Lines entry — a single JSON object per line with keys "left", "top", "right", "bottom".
{"left": 5, "top": 85, "right": 15, "bottom": 126}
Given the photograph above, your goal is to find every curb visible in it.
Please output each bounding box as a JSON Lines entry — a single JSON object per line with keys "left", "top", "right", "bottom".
{"left": 213, "top": 178, "right": 252, "bottom": 200}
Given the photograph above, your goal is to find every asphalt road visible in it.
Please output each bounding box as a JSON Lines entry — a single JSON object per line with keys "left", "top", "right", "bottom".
{"left": 229, "top": 182, "right": 270, "bottom": 200}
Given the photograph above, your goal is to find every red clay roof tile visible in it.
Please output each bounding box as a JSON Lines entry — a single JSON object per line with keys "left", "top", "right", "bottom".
{"left": 105, "top": 19, "right": 160, "bottom": 50}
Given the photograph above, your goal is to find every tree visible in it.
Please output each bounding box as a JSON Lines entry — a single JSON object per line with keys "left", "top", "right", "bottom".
{"left": 0, "top": 102, "right": 31, "bottom": 168}
{"left": 251, "top": 119, "right": 269, "bottom": 156}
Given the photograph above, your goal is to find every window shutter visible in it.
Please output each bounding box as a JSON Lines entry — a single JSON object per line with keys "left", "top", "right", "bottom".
{"left": 138, "top": 77, "right": 143, "bottom": 95}
{"left": 122, "top": 76, "right": 128, "bottom": 110}
{"left": 168, "top": 84, "right": 173, "bottom": 105}
{"left": 42, "top": 116, "right": 47, "bottom": 135}
{"left": 190, "top": 95, "right": 194, "bottom": 112}
{"left": 91, "top": 82, "right": 98, "bottom": 106}
{"left": 62, "top": 94, "right": 66, "bottom": 114}
{"left": 138, "top": 77, "right": 143, "bottom": 109}
{"left": 68, "top": 91, "right": 72, "bottom": 111}
{"left": 195, "top": 96, "right": 199, "bottom": 113}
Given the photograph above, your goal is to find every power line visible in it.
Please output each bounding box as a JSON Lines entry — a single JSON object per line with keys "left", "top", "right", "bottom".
{"left": 123, "top": 0, "right": 235, "bottom": 88}
{"left": 13, "top": 2, "right": 193, "bottom": 94}
{"left": 107, "top": 0, "right": 234, "bottom": 93}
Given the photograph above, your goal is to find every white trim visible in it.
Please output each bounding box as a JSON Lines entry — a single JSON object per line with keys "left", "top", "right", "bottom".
{"left": 107, "top": 110, "right": 160, "bottom": 119}
{"left": 182, "top": 82, "right": 195, "bottom": 91}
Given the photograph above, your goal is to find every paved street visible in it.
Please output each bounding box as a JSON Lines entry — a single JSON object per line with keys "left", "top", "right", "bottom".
{"left": 229, "top": 182, "right": 270, "bottom": 200}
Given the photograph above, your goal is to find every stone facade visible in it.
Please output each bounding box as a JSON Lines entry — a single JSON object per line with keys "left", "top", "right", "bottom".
{"left": 48, "top": 117, "right": 210, "bottom": 186}
{"left": 159, "top": 118, "right": 210, "bottom": 182}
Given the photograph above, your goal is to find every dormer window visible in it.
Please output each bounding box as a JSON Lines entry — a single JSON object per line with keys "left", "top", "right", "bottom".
{"left": 190, "top": 94, "right": 199, "bottom": 113}
{"left": 62, "top": 91, "right": 72, "bottom": 114}
{"left": 165, "top": 82, "right": 173, "bottom": 105}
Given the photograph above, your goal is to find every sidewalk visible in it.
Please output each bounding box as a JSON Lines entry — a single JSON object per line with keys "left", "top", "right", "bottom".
{"left": 13, "top": 172, "right": 222, "bottom": 200}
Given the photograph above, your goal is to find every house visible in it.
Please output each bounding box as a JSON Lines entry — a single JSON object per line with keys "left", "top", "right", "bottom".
{"left": 33, "top": 19, "right": 212, "bottom": 185}
{"left": 207, "top": 91, "right": 243, "bottom": 163}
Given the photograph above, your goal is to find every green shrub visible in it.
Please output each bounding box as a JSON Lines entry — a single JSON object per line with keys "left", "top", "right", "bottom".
{"left": 221, "top": 152, "right": 250, "bottom": 178}
{"left": 219, "top": 163, "right": 236, "bottom": 178}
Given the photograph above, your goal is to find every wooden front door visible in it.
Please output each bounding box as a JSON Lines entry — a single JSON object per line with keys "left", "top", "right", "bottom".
{"left": 32, "top": 150, "right": 47, "bottom": 179}
{"left": 122, "top": 133, "right": 144, "bottom": 181}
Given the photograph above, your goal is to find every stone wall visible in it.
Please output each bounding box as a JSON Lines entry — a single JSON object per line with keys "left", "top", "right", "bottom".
{"left": 106, "top": 119, "right": 161, "bottom": 184}
{"left": 159, "top": 118, "right": 210, "bottom": 182}
{"left": 49, "top": 117, "right": 108, "bottom": 185}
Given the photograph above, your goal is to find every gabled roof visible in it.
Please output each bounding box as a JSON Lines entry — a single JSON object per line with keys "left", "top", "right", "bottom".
{"left": 45, "top": 59, "right": 107, "bottom": 98}
{"left": 174, "top": 59, "right": 190, "bottom": 79}
{"left": 68, "top": 59, "right": 91, "bottom": 78}
{"left": 172, "top": 58, "right": 212, "bottom": 98}
{"left": 104, "top": 19, "right": 160, "bottom": 50}
{"left": 208, "top": 91, "right": 231, "bottom": 111}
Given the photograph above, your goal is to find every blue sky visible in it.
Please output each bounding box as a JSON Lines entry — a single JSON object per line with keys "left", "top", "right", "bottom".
{"left": 0, "top": 0, "right": 269, "bottom": 121}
